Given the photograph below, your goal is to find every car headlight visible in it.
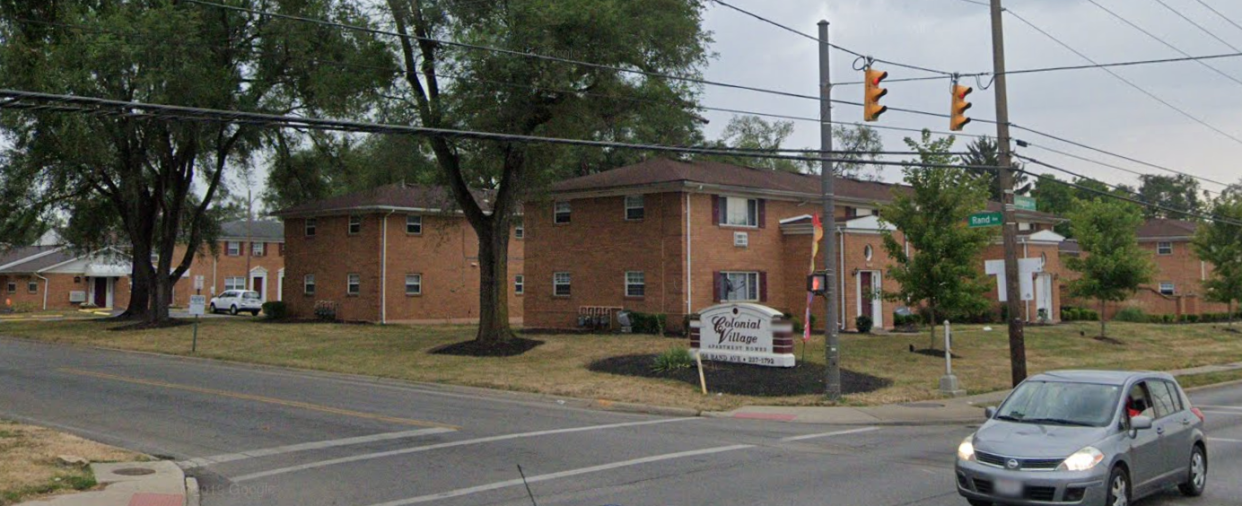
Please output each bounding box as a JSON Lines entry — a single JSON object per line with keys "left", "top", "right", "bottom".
{"left": 957, "top": 435, "right": 975, "bottom": 461}
{"left": 1058, "top": 446, "right": 1104, "bottom": 471}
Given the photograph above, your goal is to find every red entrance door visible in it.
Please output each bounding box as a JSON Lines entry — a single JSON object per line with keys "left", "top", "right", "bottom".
{"left": 93, "top": 278, "right": 107, "bottom": 307}
{"left": 252, "top": 277, "right": 264, "bottom": 300}
{"left": 860, "top": 271, "right": 874, "bottom": 320}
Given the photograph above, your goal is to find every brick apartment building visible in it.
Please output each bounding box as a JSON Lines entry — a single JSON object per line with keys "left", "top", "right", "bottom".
{"left": 1063, "top": 218, "right": 1232, "bottom": 319}
{"left": 171, "top": 220, "right": 286, "bottom": 305}
{"left": 275, "top": 184, "right": 524, "bottom": 323}
{"left": 1, "top": 245, "right": 132, "bottom": 311}
{"left": 523, "top": 158, "right": 1065, "bottom": 332}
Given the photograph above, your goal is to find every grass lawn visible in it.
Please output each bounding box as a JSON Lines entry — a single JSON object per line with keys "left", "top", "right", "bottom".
{"left": 2, "top": 318, "right": 1242, "bottom": 411}
{"left": 0, "top": 420, "right": 143, "bottom": 506}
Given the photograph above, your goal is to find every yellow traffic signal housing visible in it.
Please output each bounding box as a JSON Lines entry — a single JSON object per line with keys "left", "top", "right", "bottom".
{"left": 951, "top": 84, "right": 972, "bottom": 131}
{"left": 863, "top": 68, "right": 888, "bottom": 122}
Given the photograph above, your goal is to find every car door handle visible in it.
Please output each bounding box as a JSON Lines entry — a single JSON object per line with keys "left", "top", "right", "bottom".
{"left": 1156, "top": 426, "right": 1165, "bottom": 435}
{"left": 1182, "top": 418, "right": 1191, "bottom": 426}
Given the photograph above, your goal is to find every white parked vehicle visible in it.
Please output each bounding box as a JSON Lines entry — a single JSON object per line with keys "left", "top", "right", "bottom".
{"left": 209, "top": 290, "right": 263, "bottom": 316}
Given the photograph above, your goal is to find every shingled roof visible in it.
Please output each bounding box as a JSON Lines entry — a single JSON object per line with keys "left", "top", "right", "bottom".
{"left": 220, "top": 220, "right": 285, "bottom": 241}
{"left": 274, "top": 184, "right": 497, "bottom": 218}
{"left": 1137, "top": 219, "right": 1197, "bottom": 239}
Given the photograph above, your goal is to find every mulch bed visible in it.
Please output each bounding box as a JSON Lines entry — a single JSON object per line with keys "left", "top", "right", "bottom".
{"left": 911, "top": 348, "right": 961, "bottom": 359}
{"left": 1093, "top": 335, "right": 1125, "bottom": 345}
{"left": 430, "top": 337, "right": 545, "bottom": 357}
{"left": 587, "top": 354, "right": 891, "bottom": 396}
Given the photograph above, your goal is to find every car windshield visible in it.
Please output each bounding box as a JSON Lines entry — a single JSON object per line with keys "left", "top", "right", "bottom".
{"left": 995, "top": 380, "right": 1121, "bottom": 427}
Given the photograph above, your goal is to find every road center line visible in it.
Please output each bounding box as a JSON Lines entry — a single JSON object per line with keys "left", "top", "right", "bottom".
{"left": 362, "top": 444, "right": 755, "bottom": 506}
{"left": 232, "top": 417, "right": 698, "bottom": 482}
{"left": 1211, "top": 437, "right": 1242, "bottom": 443}
{"left": 58, "top": 368, "right": 457, "bottom": 429}
{"left": 177, "top": 427, "right": 457, "bottom": 469}
{"left": 779, "top": 426, "right": 880, "bottom": 442}
{"left": 1198, "top": 405, "right": 1242, "bottom": 411}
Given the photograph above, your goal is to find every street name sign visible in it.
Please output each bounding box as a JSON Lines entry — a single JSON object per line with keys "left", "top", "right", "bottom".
{"left": 968, "top": 212, "right": 1003, "bottom": 228}
{"left": 1015, "top": 195, "right": 1037, "bottom": 212}
{"left": 690, "top": 303, "right": 794, "bottom": 367}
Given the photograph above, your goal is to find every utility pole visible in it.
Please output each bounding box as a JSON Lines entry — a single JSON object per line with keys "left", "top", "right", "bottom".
{"left": 818, "top": 20, "right": 841, "bottom": 400}
{"left": 989, "top": 0, "right": 1027, "bottom": 386}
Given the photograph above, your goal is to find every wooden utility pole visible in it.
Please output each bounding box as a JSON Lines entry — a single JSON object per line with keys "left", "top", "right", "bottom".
{"left": 989, "top": 0, "right": 1028, "bottom": 386}
{"left": 818, "top": 20, "right": 841, "bottom": 400}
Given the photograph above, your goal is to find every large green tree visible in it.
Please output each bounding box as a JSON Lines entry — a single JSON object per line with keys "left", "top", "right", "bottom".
{"left": 705, "top": 115, "right": 802, "bottom": 173}
{"left": 1138, "top": 174, "right": 1203, "bottom": 219}
{"left": 375, "top": 0, "right": 710, "bottom": 345}
{"left": 880, "top": 130, "right": 995, "bottom": 350}
{"left": 0, "top": 1, "right": 391, "bottom": 322}
{"left": 1065, "top": 197, "right": 1154, "bottom": 338}
{"left": 1192, "top": 192, "right": 1242, "bottom": 326}
{"left": 960, "top": 136, "right": 1028, "bottom": 201}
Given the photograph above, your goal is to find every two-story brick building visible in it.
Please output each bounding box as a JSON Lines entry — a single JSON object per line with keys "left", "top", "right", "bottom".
{"left": 274, "top": 184, "right": 524, "bottom": 323}
{"left": 171, "top": 220, "right": 286, "bottom": 305}
{"left": 523, "top": 158, "right": 1065, "bottom": 332}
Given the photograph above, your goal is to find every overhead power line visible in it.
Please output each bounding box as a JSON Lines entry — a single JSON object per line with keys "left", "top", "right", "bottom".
{"left": 1016, "top": 155, "right": 1242, "bottom": 226}
{"left": 1151, "top": 0, "right": 1242, "bottom": 53}
{"left": 0, "top": 89, "right": 991, "bottom": 170}
{"left": 1020, "top": 142, "right": 1219, "bottom": 196}
{"left": 1005, "top": 9, "right": 1242, "bottom": 148}
{"left": 1193, "top": 0, "right": 1242, "bottom": 34}
{"left": 710, "top": 0, "right": 956, "bottom": 76}
{"left": 1085, "top": 0, "right": 1242, "bottom": 88}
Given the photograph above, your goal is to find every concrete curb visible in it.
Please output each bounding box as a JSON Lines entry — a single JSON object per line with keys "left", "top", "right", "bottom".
{"left": 184, "top": 477, "right": 200, "bottom": 506}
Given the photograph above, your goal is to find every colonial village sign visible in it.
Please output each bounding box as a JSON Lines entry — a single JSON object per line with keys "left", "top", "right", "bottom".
{"left": 689, "top": 303, "right": 795, "bottom": 367}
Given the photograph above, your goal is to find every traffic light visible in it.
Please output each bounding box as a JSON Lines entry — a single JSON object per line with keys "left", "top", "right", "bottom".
{"left": 863, "top": 68, "right": 888, "bottom": 122}
{"left": 951, "top": 84, "right": 972, "bottom": 131}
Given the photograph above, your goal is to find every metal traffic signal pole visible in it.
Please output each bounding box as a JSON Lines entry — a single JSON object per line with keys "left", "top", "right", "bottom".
{"left": 818, "top": 20, "right": 841, "bottom": 401}
{"left": 989, "top": 0, "right": 1028, "bottom": 386}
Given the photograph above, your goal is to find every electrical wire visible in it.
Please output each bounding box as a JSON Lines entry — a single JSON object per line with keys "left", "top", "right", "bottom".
{"left": 1151, "top": 0, "right": 1242, "bottom": 52}
{"left": 1020, "top": 142, "right": 1218, "bottom": 197}
{"left": 1192, "top": 0, "right": 1242, "bottom": 35}
{"left": 1085, "top": 0, "right": 1242, "bottom": 88}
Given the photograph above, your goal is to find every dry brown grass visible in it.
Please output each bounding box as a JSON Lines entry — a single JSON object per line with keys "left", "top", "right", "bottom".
{"left": 3, "top": 318, "right": 1242, "bottom": 411}
{"left": 0, "top": 420, "right": 144, "bottom": 506}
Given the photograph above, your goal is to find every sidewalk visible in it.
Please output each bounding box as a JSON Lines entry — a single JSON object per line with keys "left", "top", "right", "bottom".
{"left": 705, "top": 361, "right": 1242, "bottom": 425}
{"left": 17, "top": 461, "right": 193, "bottom": 506}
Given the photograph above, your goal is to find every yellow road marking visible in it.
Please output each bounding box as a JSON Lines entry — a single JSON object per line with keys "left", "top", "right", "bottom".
{"left": 59, "top": 368, "right": 458, "bottom": 429}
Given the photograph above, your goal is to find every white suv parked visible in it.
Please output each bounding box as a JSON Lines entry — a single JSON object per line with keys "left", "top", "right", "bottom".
{"left": 209, "top": 290, "right": 263, "bottom": 316}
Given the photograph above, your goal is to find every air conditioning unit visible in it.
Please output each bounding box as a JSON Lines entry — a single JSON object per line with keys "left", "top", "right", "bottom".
{"left": 733, "top": 231, "right": 749, "bottom": 248}
{"left": 69, "top": 291, "right": 87, "bottom": 303}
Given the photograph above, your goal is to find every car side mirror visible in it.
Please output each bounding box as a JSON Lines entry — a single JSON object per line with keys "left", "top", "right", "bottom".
{"left": 984, "top": 406, "right": 997, "bottom": 419}
{"left": 1130, "top": 416, "right": 1153, "bottom": 431}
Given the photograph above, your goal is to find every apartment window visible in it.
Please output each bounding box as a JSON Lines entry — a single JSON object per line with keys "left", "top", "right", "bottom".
{"left": 719, "top": 272, "right": 759, "bottom": 301}
{"left": 349, "top": 215, "right": 362, "bottom": 235}
{"left": 224, "top": 277, "right": 245, "bottom": 291}
{"left": 27, "top": 281, "right": 38, "bottom": 294}
{"left": 405, "top": 274, "right": 422, "bottom": 295}
{"left": 864, "top": 244, "right": 874, "bottom": 261}
{"left": 554, "top": 201, "right": 571, "bottom": 224}
{"left": 304, "top": 274, "right": 315, "bottom": 295}
{"left": 1157, "top": 242, "right": 1173, "bottom": 255}
{"left": 252, "top": 242, "right": 265, "bottom": 257}
{"left": 406, "top": 215, "right": 422, "bottom": 235}
{"left": 624, "top": 195, "right": 645, "bottom": 221}
{"left": 625, "top": 271, "right": 645, "bottom": 297}
{"left": 514, "top": 220, "right": 525, "bottom": 239}
{"left": 305, "top": 218, "right": 317, "bottom": 237}
{"left": 226, "top": 241, "right": 241, "bottom": 256}
{"left": 1159, "top": 282, "right": 1175, "bottom": 295}
{"left": 515, "top": 275, "right": 524, "bottom": 295}
{"left": 6, "top": 281, "right": 16, "bottom": 293}
{"left": 1018, "top": 222, "right": 1032, "bottom": 231}
{"left": 347, "top": 273, "right": 361, "bottom": 295}
{"left": 719, "top": 197, "right": 758, "bottom": 227}
{"left": 553, "top": 272, "right": 571, "bottom": 296}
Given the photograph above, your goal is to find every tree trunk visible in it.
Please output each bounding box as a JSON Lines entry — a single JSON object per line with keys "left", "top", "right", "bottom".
{"left": 119, "top": 246, "right": 152, "bottom": 321}
{"left": 1099, "top": 299, "right": 1106, "bottom": 338}
{"left": 1229, "top": 300, "right": 1235, "bottom": 328}
{"left": 475, "top": 219, "right": 513, "bottom": 344}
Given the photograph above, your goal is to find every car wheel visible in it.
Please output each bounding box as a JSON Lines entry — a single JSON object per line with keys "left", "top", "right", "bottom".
{"left": 966, "top": 500, "right": 991, "bottom": 506}
{"left": 1179, "top": 445, "right": 1207, "bottom": 496}
{"left": 1106, "top": 466, "right": 1130, "bottom": 506}
{"left": 209, "top": 304, "right": 216, "bottom": 314}
{"left": 251, "top": 310, "right": 260, "bottom": 316}
{"left": 229, "top": 305, "right": 238, "bottom": 315}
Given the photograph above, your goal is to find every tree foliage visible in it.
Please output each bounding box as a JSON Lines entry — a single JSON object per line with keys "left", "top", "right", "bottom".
{"left": 1192, "top": 191, "right": 1242, "bottom": 326}
{"left": 1138, "top": 174, "right": 1203, "bottom": 219}
{"left": 880, "top": 130, "right": 995, "bottom": 349}
{"left": 1065, "top": 197, "right": 1154, "bottom": 337}
{"left": 959, "top": 136, "right": 1028, "bottom": 201}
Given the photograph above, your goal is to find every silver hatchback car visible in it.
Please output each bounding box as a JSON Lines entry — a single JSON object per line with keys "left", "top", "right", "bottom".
{"left": 956, "top": 370, "right": 1206, "bottom": 506}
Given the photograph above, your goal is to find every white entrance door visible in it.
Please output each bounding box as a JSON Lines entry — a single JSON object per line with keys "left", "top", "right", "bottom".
{"left": 1035, "top": 273, "right": 1053, "bottom": 322}
{"left": 856, "top": 271, "right": 884, "bottom": 328}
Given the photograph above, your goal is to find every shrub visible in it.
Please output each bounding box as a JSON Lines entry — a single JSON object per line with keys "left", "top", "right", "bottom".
{"left": 261, "top": 301, "right": 287, "bottom": 320}
{"left": 1115, "top": 307, "right": 1147, "bottom": 323}
{"left": 1080, "top": 309, "right": 1099, "bottom": 321}
{"left": 856, "top": 315, "right": 874, "bottom": 333}
{"left": 1162, "top": 314, "right": 1175, "bottom": 324}
{"left": 786, "top": 313, "right": 816, "bottom": 334}
{"left": 629, "top": 312, "right": 667, "bottom": 335}
{"left": 313, "top": 300, "right": 338, "bottom": 322}
{"left": 651, "top": 347, "right": 694, "bottom": 374}
{"left": 1186, "top": 314, "right": 1200, "bottom": 323}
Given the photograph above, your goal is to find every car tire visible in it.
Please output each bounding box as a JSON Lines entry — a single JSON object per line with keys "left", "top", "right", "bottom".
{"left": 966, "top": 500, "right": 991, "bottom": 506}
{"left": 229, "top": 305, "right": 238, "bottom": 316}
{"left": 209, "top": 304, "right": 216, "bottom": 314}
{"left": 1106, "top": 466, "right": 1130, "bottom": 506}
{"left": 1179, "top": 445, "right": 1207, "bottom": 496}
{"left": 251, "top": 310, "right": 260, "bottom": 316}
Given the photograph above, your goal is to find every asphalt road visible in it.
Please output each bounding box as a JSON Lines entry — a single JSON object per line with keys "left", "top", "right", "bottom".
{"left": 0, "top": 336, "right": 1239, "bottom": 506}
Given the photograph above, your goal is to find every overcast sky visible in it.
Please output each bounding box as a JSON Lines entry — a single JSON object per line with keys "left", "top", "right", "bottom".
{"left": 697, "top": 0, "right": 1242, "bottom": 191}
